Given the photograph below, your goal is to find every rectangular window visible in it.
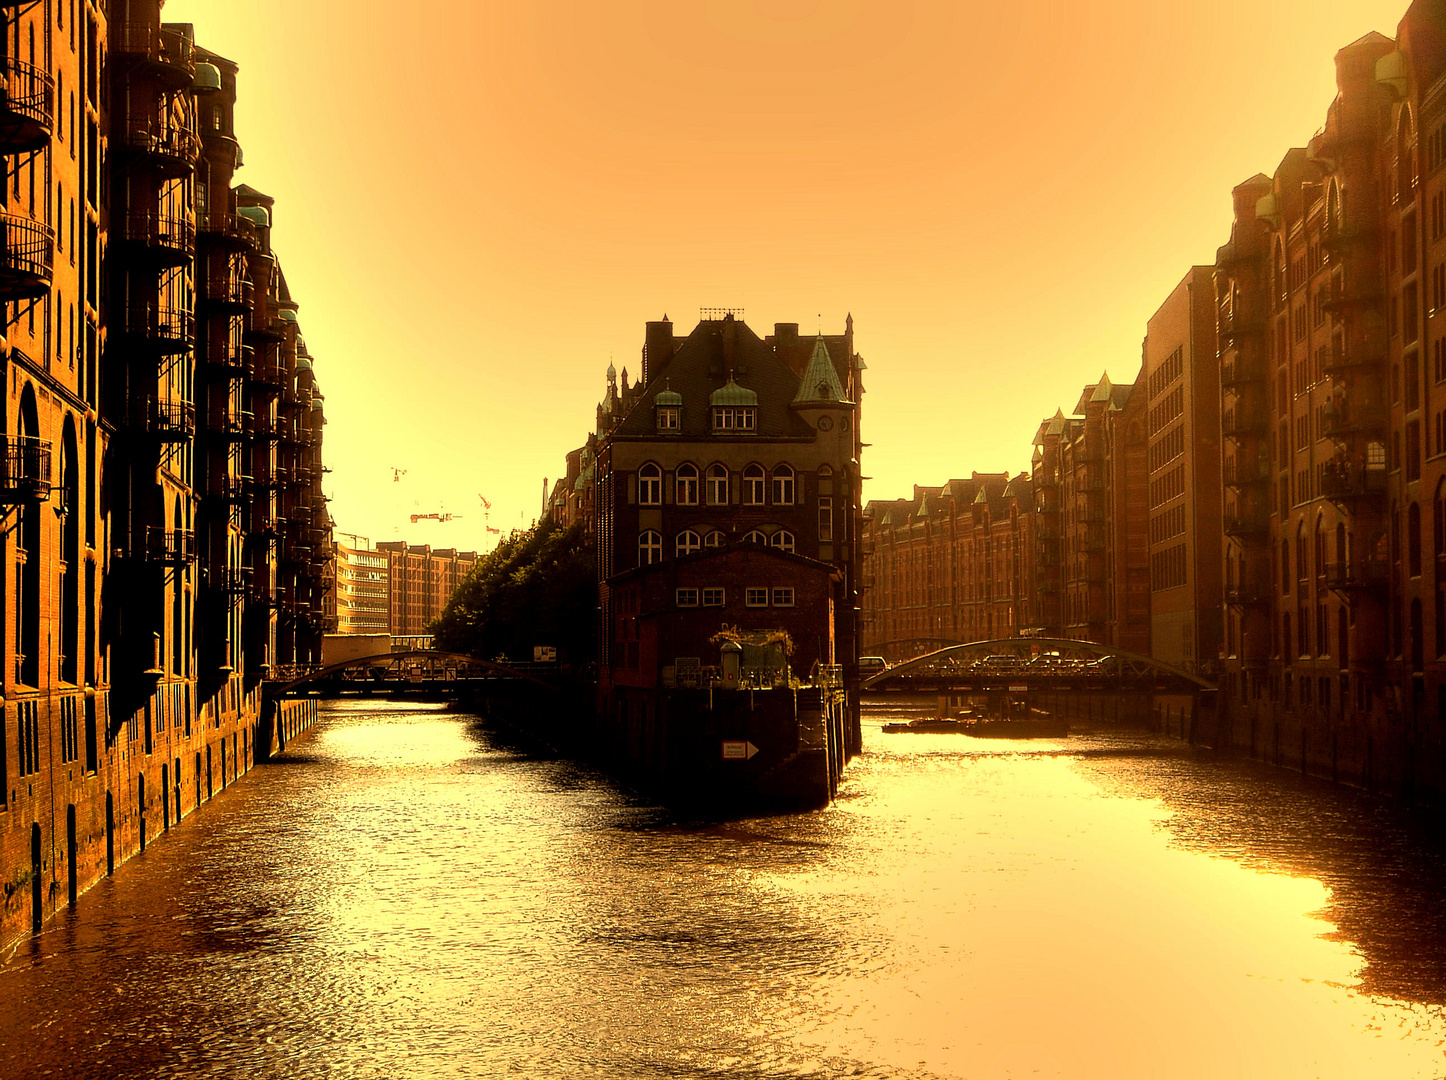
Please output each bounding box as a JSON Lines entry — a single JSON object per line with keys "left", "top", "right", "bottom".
{"left": 772, "top": 587, "right": 795, "bottom": 607}
{"left": 818, "top": 496, "right": 833, "bottom": 542}
{"left": 675, "top": 588, "right": 698, "bottom": 607}
{"left": 702, "top": 587, "right": 725, "bottom": 607}
{"left": 745, "top": 587, "right": 768, "bottom": 607}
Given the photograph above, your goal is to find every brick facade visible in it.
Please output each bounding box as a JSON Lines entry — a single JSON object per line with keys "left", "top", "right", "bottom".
{"left": 0, "top": 5, "right": 332, "bottom": 946}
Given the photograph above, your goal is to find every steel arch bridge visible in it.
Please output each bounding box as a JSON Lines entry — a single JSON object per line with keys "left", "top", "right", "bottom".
{"left": 862, "top": 638, "right": 1216, "bottom": 694}
{"left": 868, "top": 638, "right": 968, "bottom": 664}
{"left": 268, "top": 650, "right": 562, "bottom": 698}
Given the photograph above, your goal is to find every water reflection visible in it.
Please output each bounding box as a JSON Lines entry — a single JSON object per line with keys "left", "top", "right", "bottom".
{"left": 0, "top": 699, "right": 1441, "bottom": 1079}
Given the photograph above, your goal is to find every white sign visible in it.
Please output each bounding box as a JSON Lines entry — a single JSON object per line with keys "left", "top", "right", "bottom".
{"left": 533, "top": 646, "right": 557, "bottom": 663}
{"left": 721, "top": 740, "right": 760, "bottom": 760}
{"left": 1008, "top": 684, "right": 1028, "bottom": 693}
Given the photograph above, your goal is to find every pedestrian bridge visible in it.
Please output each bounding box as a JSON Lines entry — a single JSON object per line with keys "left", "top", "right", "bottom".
{"left": 863, "top": 638, "right": 1215, "bottom": 694}
{"left": 266, "top": 650, "right": 563, "bottom": 699}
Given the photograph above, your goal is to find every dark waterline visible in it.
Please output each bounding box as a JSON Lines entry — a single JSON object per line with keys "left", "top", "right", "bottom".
{"left": 1, "top": 699, "right": 1445, "bottom": 1079}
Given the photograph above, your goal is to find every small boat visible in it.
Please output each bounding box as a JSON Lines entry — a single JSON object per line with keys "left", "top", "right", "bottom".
{"left": 966, "top": 718, "right": 1069, "bottom": 739}
{"left": 881, "top": 718, "right": 971, "bottom": 734}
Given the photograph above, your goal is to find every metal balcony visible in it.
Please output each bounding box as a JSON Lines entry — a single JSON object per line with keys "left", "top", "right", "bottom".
{"left": 1222, "top": 404, "right": 1269, "bottom": 438}
{"left": 117, "top": 117, "right": 201, "bottom": 178}
{"left": 249, "top": 356, "right": 287, "bottom": 388}
{"left": 1321, "top": 403, "right": 1387, "bottom": 438}
{"left": 200, "top": 271, "right": 253, "bottom": 312}
{"left": 1223, "top": 457, "right": 1271, "bottom": 487}
{"left": 119, "top": 213, "right": 193, "bottom": 268}
{"left": 1324, "top": 560, "right": 1389, "bottom": 592}
{"left": 1319, "top": 465, "right": 1387, "bottom": 501}
{"left": 1322, "top": 339, "right": 1386, "bottom": 374}
{"left": 209, "top": 474, "right": 250, "bottom": 503}
{"left": 145, "top": 527, "right": 196, "bottom": 566}
{"left": 246, "top": 310, "right": 288, "bottom": 342}
{"left": 1219, "top": 315, "right": 1264, "bottom": 344}
{"left": 207, "top": 408, "right": 251, "bottom": 441}
{"left": 215, "top": 565, "right": 251, "bottom": 603}
{"left": 113, "top": 24, "right": 196, "bottom": 90}
{"left": 202, "top": 339, "right": 251, "bottom": 373}
{"left": 0, "top": 434, "right": 51, "bottom": 503}
{"left": 1220, "top": 354, "right": 1266, "bottom": 387}
{"left": 132, "top": 397, "right": 194, "bottom": 441}
{"left": 1322, "top": 278, "right": 1383, "bottom": 313}
{"left": 197, "top": 211, "right": 256, "bottom": 251}
{"left": 0, "top": 213, "right": 54, "bottom": 301}
{"left": 1223, "top": 506, "right": 1269, "bottom": 538}
{"left": 119, "top": 305, "right": 192, "bottom": 353}
{"left": 1225, "top": 582, "right": 1272, "bottom": 606}
{"left": 250, "top": 413, "right": 282, "bottom": 442}
{"left": 0, "top": 57, "right": 54, "bottom": 154}
{"left": 1320, "top": 220, "right": 1376, "bottom": 253}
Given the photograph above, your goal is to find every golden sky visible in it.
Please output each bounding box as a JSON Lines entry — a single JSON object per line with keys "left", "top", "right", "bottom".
{"left": 163, "top": 0, "right": 1412, "bottom": 553}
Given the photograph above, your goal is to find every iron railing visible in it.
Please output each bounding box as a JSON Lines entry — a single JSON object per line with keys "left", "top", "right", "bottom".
{"left": 0, "top": 434, "right": 51, "bottom": 502}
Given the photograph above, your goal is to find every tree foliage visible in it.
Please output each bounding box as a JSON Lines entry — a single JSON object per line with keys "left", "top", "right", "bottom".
{"left": 430, "top": 519, "right": 596, "bottom": 672}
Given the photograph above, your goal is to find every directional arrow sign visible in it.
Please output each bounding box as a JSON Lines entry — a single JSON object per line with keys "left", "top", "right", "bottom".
{"left": 721, "top": 740, "right": 760, "bottom": 760}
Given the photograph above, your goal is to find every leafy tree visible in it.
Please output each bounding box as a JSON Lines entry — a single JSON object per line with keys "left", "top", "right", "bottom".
{"left": 430, "top": 519, "right": 596, "bottom": 675}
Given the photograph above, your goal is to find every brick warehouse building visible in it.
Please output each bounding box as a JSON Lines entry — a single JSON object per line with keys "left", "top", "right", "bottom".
{"left": 592, "top": 312, "right": 866, "bottom": 761}
{"left": 375, "top": 542, "right": 477, "bottom": 639}
{"left": 1217, "top": 6, "right": 1446, "bottom": 797}
{"left": 1144, "top": 267, "right": 1224, "bottom": 672}
{"left": 0, "top": 4, "right": 330, "bottom": 945}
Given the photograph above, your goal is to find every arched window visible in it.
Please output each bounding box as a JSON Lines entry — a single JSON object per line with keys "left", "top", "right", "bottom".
{"left": 1436, "top": 480, "right": 1446, "bottom": 560}
{"left": 1281, "top": 537, "right": 1291, "bottom": 594}
{"left": 1412, "top": 598, "right": 1424, "bottom": 670}
{"left": 1338, "top": 608, "right": 1350, "bottom": 669}
{"left": 743, "top": 529, "right": 767, "bottom": 545}
{"left": 60, "top": 419, "right": 78, "bottom": 685}
{"left": 705, "top": 464, "right": 728, "bottom": 506}
{"left": 1296, "top": 523, "right": 1309, "bottom": 583}
{"left": 638, "top": 463, "right": 661, "bottom": 506}
{"left": 743, "top": 464, "right": 765, "bottom": 506}
{"left": 638, "top": 530, "right": 662, "bottom": 566}
{"left": 769, "top": 530, "right": 795, "bottom": 554}
{"left": 1274, "top": 239, "right": 1287, "bottom": 308}
{"left": 1409, "top": 501, "right": 1423, "bottom": 577}
{"left": 1314, "top": 517, "right": 1326, "bottom": 587}
{"left": 675, "top": 530, "right": 700, "bottom": 557}
{"left": 771, "top": 464, "right": 795, "bottom": 506}
{"left": 16, "top": 384, "right": 42, "bottom": 686}
{"left": 703, "top": 529, "right": 725, "bottom": 549}
{"left": 675, "top": 463, "right": 698, "bottom": 506}
{"left": 1398, "top": 105, "right": 1415, "bottom": 204}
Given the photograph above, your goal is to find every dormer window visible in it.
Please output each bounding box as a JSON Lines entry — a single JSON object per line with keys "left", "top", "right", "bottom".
{"left": 653, "top": 388, "right": 683, "bottom": 433}
{"left": 709, "top": 376, "right": 758, "bottom": 433}
{"left": 712, "top": 406, "right": 756, "bottom": 433}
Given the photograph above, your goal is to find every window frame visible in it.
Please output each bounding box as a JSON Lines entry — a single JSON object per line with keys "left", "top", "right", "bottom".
{"left": 702, "top": 587, "right": 725, "bottom": 607}
{"left": 675, "top": 529, "right": 701, "bottom": 557}
{"left": 745, "top": 587, "right": 769, "bottom": 608}
{"left": 771, "top": 464, "right": 795, "bottom": 506}
{"left": 769, "top": 530, "right": 795, "bottom": 554}
{"left": 743, "top": 464, "right": 765, "bottom": 506}
{"left": 772, "top": 587, "right": 795, "bottom": 607}
{"left": 638, "top": 462, "right": 662, "bottom": 506}
{"left": 675, "top": 462, "right": 699, "bottom": 505}
{"left": 638, "top": 530, "right": 662, "bottom": 566}
{"left": 705, "top": 463, "right": 729, "bottom": 506}
{"left": 675, "top": 587, "right": 699, "bottom": 607}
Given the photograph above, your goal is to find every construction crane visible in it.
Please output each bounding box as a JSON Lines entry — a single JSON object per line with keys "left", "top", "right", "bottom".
{"left": 409, "top": 512, "right": 461, "bottom": 524}
{"left": 478, "top": 494, "right": 499, "bottom": 535}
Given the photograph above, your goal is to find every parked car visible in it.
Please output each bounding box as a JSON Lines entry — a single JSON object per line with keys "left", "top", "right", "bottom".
{"left": 859, "top": 656, "right": 888, "bottom": 678}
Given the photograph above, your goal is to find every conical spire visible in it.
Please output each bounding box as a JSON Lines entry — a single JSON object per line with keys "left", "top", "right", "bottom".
{"left": 792, "top": 335, "right": 848, "bottom": 405}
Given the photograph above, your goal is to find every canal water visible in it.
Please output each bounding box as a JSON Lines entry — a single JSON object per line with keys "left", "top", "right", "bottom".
{"left": 3, "top": 699, "right": 1446, "bottom": 1079}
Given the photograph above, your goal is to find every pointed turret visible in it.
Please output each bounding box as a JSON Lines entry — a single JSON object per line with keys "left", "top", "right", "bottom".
{"left": 793, "top": 335, "right": 849, "bottom": 405}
